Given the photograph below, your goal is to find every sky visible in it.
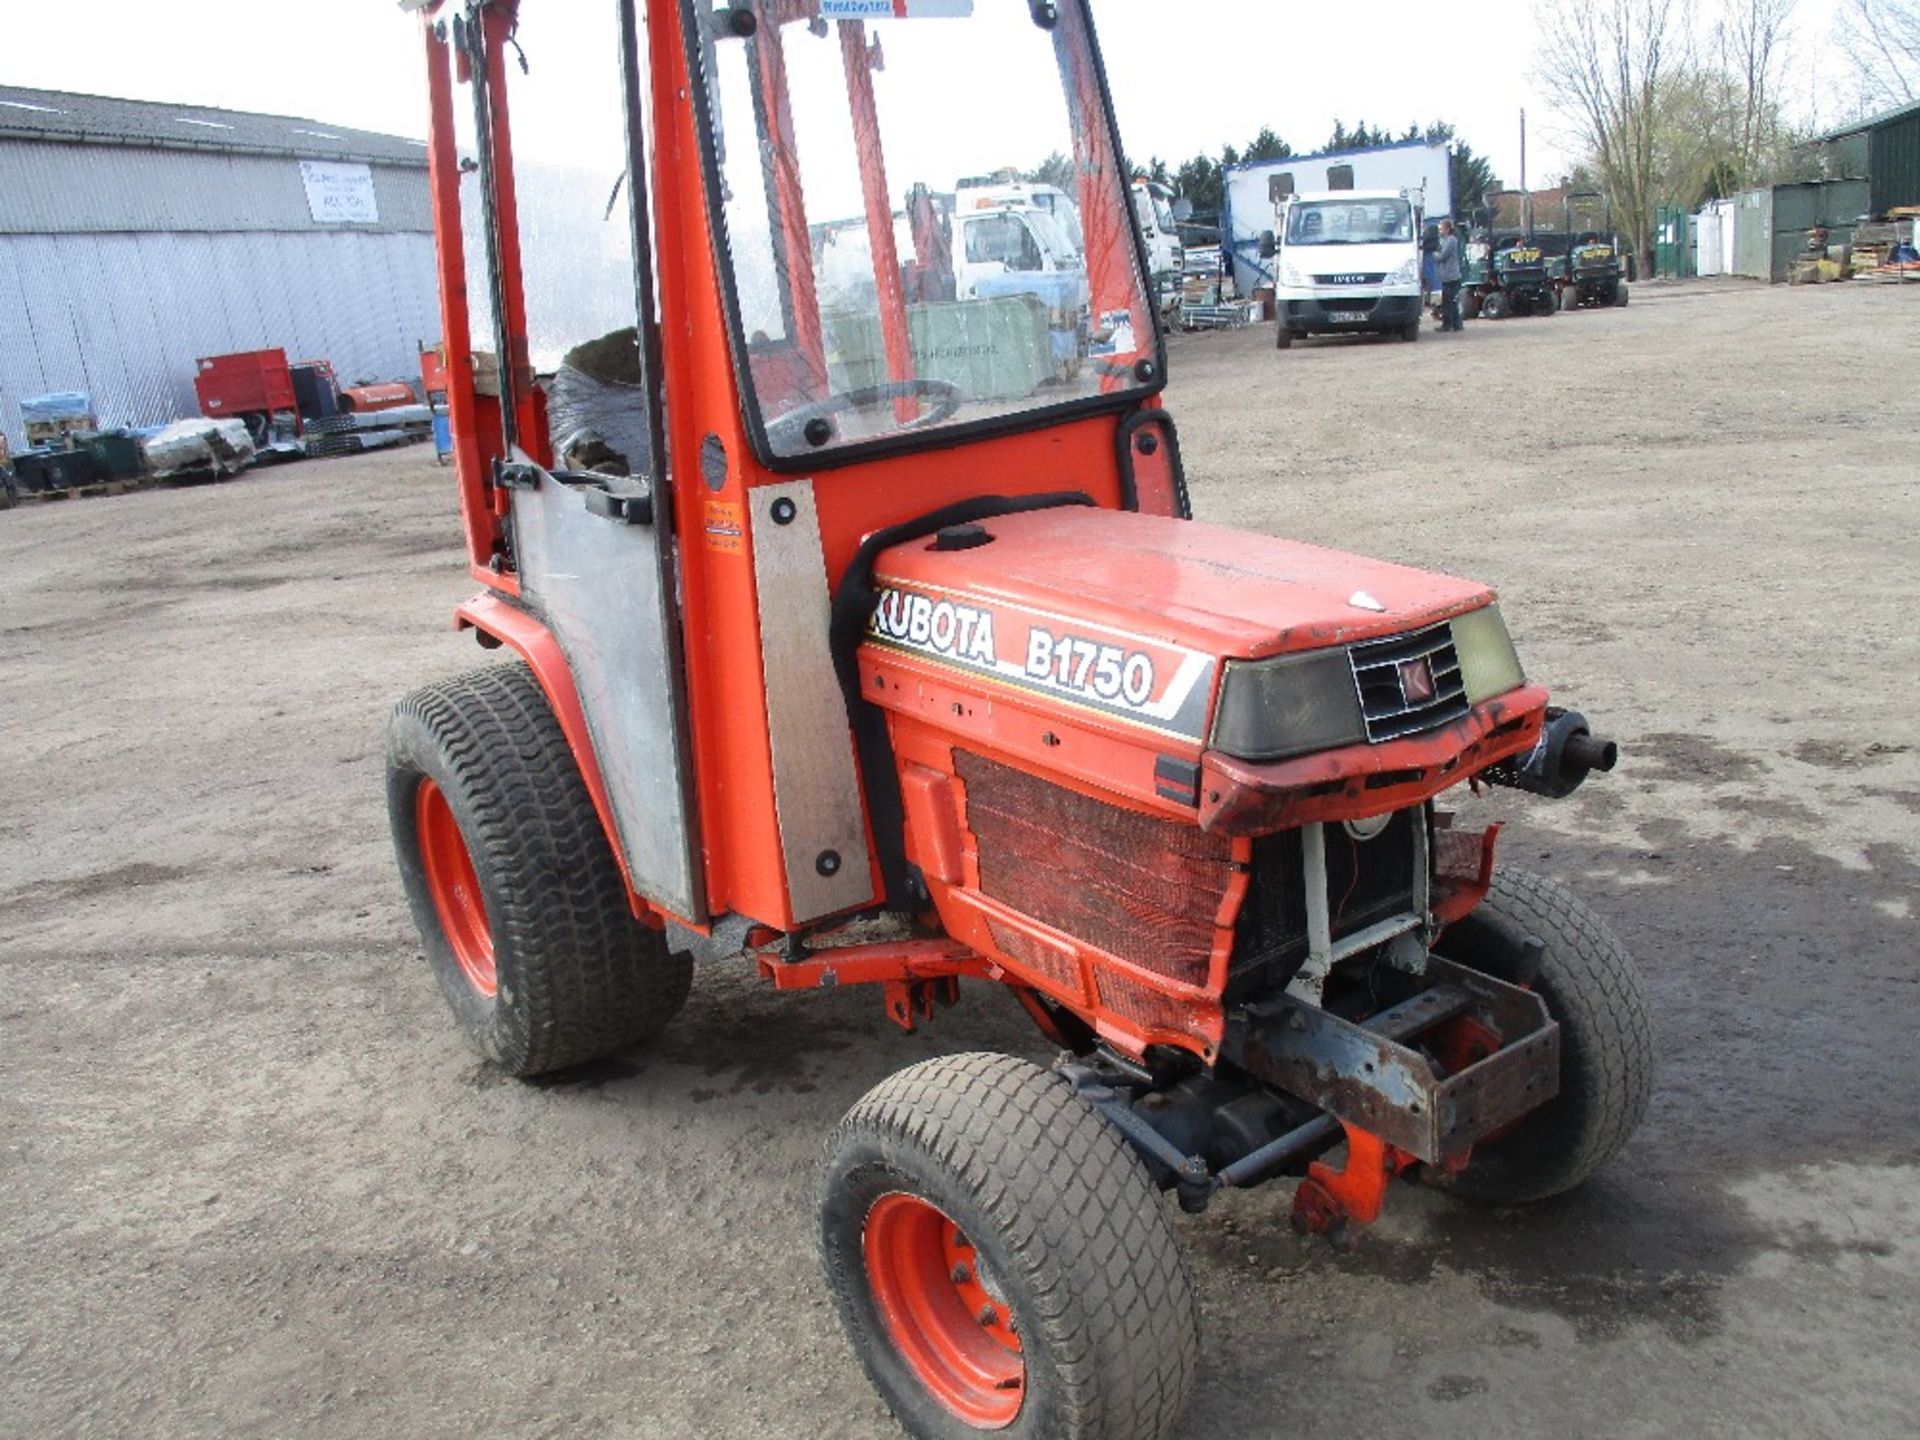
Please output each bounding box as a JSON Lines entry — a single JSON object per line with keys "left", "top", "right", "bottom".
{"left": 0, "top": 1, "right": 1850, "bottom": 195}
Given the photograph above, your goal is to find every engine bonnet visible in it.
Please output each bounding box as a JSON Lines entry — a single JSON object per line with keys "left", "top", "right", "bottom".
{"left": 863, "top": 505, "right": 1494, "bottom": 746}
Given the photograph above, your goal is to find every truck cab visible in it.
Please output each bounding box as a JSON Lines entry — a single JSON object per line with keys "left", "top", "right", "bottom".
{"left": 1131, "top": 177, "right": 1185, "bottom": 320}
{"left": 1264, "top": 189, "right": 1423, "bottom": 348}
{"left": 955, "top": 174, "right": 1086, "bottom": 252}
{"left": 815, "top": 199, "right": 1091, "bottom": 384}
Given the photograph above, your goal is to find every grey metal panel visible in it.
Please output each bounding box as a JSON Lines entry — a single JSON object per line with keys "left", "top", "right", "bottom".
{"left": 0, "top": 84, "right": 431, "bottom": 167}
{"left": 1732, "top": 188, "right": 1772, "bottom": 281}
{"left": 0, "top": 230, "right": 440, "bottom": 447}
{"left": 511, "top": 465, "right": 703, "bottom": 922}
{"left": 0, "top": 141, "right": 431, "bottom": 234}
{"left": 1871, "top": 109, "right": 1920, "bottom": 214}
{"left": 749, "top": 482, "right": 874, "bottom": 922}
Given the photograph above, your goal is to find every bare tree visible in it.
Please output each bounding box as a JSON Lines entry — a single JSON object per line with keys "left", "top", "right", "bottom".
{"left": 1536, "top": 0, "right": 1690, "bottom": 274}
{"left": 1715, "top": 0, "right": 1796, "bottom": 186}
{"left": 1839, "top": 0, "right": 1920, "bottom": 109}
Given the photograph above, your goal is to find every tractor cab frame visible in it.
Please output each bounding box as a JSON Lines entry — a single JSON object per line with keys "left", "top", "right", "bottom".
{"left": 390, "top": 5, "right": 1652, "bottom": 1437}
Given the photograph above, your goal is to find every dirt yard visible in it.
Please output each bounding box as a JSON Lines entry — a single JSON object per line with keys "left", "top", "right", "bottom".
{"left": 3, "top": 278, "right": 1917, "bottom": 1439}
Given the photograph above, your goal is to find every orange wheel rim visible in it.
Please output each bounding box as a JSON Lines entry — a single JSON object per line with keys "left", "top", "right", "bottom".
{"left": 415, "top": 778, "right": 496, "bottom": 997}
{"left": 862, "top": 1192, "right": 1024, "bottom": 1429}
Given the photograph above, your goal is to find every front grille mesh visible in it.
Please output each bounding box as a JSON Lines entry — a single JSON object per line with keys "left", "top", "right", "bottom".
{"left": 1350, "top": 622, "right": 1469, "bottom": 742}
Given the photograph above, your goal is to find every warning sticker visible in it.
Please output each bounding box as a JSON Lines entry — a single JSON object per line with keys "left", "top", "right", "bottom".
{"left": 704, "top": 500, "right": 745, "bottom": 554}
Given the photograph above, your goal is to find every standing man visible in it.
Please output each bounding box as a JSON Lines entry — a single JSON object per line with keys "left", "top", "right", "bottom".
{"left": 1436, "top": 219, "right": 1464, "bottom": 333}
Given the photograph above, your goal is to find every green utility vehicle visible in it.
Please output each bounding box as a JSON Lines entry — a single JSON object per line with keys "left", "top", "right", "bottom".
{"left": 1552, "top": 191, "right": 1629, "bottom": 309}
{"left": 1462, "top": 197, "right": 1556, "bottom": 320}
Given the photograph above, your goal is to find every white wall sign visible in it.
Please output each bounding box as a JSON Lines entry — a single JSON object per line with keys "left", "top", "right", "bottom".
{"left": 299, "top": 160, "right": 379, "bottom": 225}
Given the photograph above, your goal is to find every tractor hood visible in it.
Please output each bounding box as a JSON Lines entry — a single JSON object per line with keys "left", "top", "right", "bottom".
{"left": 863, "top": 505, "right": 1493, "bottom": 747}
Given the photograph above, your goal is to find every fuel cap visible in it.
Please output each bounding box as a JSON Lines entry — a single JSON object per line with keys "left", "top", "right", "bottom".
{"left": 931, "top": 524, "right": 993, "bottom": 552}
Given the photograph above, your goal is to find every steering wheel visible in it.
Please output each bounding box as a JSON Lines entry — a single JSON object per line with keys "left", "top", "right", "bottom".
{"left": 765, "top": 379, "right": 962, "bottom": 451}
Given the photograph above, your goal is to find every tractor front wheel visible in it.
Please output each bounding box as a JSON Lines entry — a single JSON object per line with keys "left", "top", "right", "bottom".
{"left": 386, "top": 662, "right": 692, "bottom": 1076}
{"left": 1275, "top": 323, "right": 1294, "bottom": 349}
{"left": 821, "top": 1053, "right": 1197, "bottom": 1440}
{"left": 1435, "top": 868, "right": 1653, "bottom": 1204}
{"left": 1481, "top": 290, "right": 1509, "bottom": 320}
{"left": 1614, "top": 281, "right": 1630, "bottom": 306}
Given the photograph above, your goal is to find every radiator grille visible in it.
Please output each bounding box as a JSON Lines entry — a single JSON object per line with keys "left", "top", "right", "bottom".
{"left": 1349, "top": 622, "right": 1469, "bottom": 742}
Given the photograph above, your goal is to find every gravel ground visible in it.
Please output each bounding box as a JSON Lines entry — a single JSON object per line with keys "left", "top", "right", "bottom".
{"left": 3, "top": 278, "right": 1917, "bottom": 1438}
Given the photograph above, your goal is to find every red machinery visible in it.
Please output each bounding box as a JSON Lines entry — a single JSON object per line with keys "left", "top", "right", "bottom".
{"left": 387, "top": 5, "right": 1651, "bottom": 1437}
{"left": 193, "top": 348, "right": 300, "bottom": 439}
{"left": 195, "top": 348, "right": 418, "bottom": 438}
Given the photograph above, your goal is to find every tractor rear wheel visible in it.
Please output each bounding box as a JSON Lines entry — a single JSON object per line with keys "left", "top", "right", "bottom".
{"left": 1434, "top": 867, "right": 1653, "bottom": 1204}
{"left": 386, "top": 662, "right": 692, "bottom": 1076}
{"left": 821, "top": 1053, "right": 1198, "bottom": 1440}
{"left": 1401, "top": 320, "right": 1421, "bottom": 342}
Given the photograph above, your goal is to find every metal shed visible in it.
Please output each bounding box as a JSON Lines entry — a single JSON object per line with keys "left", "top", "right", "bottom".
{"left": 1808, "top": 98, "right": 1920, "bottom": 218}
{"left": 0, "top": 86, "right": 438, "bottom": 448}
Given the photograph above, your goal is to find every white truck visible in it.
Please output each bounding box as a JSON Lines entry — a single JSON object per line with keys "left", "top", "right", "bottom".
{"left": 954, "top": 176, "right": 1085, "bottom": 252}
{"left": 814, "top": 201, "right": 1091, "bottom": 381}
{"left": 1260, "top": 189, "right": 1425, "bottom": 349}
{"left": 1131, "top": 178, "right": 1185, "bottom": 321}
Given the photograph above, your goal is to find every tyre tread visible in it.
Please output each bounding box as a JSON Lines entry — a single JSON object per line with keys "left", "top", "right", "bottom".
{"left": 388, "top": 663, "right": 690, "bottom": 1075}
{"left": 826, "top": 1053, "right": 1198, "bottom": 1440}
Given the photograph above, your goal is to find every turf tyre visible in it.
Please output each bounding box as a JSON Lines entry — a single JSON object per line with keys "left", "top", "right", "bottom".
{"left": 386, "top": 662, "right": 691, "bottom": 1076}
{"left": 821, "top": 1052, "right": 1198, "bottom": 1440}
{"left": 1435, "top": 867, "right": 1653, "bottom": 1204}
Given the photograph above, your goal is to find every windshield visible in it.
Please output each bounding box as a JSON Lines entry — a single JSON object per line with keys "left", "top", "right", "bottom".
{"left": 1132, "top": 185, "right": 1175, "bottom": 236}
{"left": 1284, "top": 198, "right": 1414, "bottom": 246}
{"left": 693, "top": 0, "right": 1155, "bottom": 462}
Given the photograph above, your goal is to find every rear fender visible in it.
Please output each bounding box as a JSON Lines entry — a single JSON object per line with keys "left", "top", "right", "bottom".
{"left": 453, "top": 592, "right": 657, "bottom": 924}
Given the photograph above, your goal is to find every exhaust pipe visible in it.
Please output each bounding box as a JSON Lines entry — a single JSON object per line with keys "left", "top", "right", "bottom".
{"left": 1482, "top": 707, "right": 1617, "bottom": 799}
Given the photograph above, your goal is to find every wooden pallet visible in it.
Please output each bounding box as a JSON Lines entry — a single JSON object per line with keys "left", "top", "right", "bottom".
{"left": 15, "top": 477, "right": 148, "bottom": 503}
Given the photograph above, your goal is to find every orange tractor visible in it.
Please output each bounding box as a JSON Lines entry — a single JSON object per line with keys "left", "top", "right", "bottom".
{"left": 389, "top": 3, "right": 1651, "bottom": 1436}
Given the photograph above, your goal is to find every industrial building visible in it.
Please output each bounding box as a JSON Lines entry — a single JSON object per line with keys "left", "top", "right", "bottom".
{"left": 0, "top": 86, "right": 439, "bottom": 448}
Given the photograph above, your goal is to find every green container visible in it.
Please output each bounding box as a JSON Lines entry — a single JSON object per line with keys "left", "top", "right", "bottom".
{"left": 823, "top": 296, "right": 1052, "bottom": 404}
{"left": 84, "top": 430, "right": 144, "bottom": 480}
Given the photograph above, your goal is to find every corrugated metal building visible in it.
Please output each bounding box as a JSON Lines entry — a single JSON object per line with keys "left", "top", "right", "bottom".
{"left": 1810, "top": 98, "right": 1920, "bottom": 218}
{"left": 0, "top": 85, "right": 439, "bottom": 447}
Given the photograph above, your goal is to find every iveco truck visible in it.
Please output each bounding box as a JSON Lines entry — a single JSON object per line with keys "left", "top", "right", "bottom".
{"left": 1262, "top": 189, "right": 1424, "bottom": 349}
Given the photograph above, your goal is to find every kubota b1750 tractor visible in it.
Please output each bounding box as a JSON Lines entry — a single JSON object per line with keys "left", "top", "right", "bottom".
{"left": 390, "top": 4, "right": 1652, "bottom": 1437}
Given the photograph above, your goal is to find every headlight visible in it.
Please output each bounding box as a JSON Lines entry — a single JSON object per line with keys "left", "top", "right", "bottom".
{"left": 1209, "top": 647, "right": 1365, "bottom": 762}
{"left": 1451, "top": 604, "right": 1526, "bottom": 703}
{"left": 1390, "top": 257, "right": 1419, "bottom": 284}
{"left": 1281, "top": 263, "right": 1305, "bottom": 287}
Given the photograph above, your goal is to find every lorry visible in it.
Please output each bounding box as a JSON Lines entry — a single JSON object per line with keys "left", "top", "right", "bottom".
{"left": 1131, "top": 177, "right": 1186, "bottom": 321}
{"left": 815, "top": 198, "right": 1092, "bottom": 385}
{"left": 390, "top": 5, "right": 1651, "bottom": 1438}
{"left": 1224, "top": 138, "right": 1451, "bottom": 299}
{"left": 955, "top": 173, "right": 1085, "bottom": 251}
{"left": 1261, "top": 190, "right": 1424, "bottom": 347}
